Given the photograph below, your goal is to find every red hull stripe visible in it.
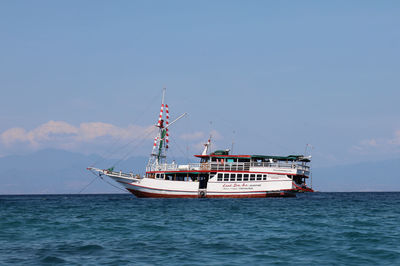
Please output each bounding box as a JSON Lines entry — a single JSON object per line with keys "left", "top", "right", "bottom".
{"left": 116, "top": 179, "right": 295, "bottom": 194}
{"left": 292, "top": 182, "right": 314, "bottom": 192}
{"left": 117, "top": 180, "right": 197, "bottom": 193}
{"left": 127, "top": 188, "right": 198, "bottom": 198}
{"left": 118, "top": 180, "right": 293, "bottom": 194}
{"left": 126, "top": 188, "right": 296, "bottom": 198}
{"left": 207, "top": 180, "right": 291, "bottom": 184}
{"left": 118, "top": 180, "right": 296, "bottom": 196}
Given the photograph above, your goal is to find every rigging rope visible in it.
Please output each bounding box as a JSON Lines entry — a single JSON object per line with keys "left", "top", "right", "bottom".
{"left": 77, "top": 169, "right": 127, "bottom": 193}
{"left": 170, "top": 137, "right": 191, "bottom": 163}
{"left": 110, "top": 126, "right": 158, "bottom": 168}
{"left": 90, "top": 90, "right": 162, "bottom": 167}
{"left": 78, "top": 175, "right": 98, "bottom": 194}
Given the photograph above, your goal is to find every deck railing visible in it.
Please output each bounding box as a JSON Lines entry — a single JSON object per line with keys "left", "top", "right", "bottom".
{"left": 250, "top": 162, "right": 309, "bottom": 171}
{"left": 106, "top": 170, "right": 136, "bottom": 178}
{"left": 146, "top": 162, "right": 310, "bottom": 172}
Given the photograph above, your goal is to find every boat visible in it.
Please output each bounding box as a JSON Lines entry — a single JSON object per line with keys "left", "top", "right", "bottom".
{"left": 88, "top": 89, "right": 313, "bottom": 198}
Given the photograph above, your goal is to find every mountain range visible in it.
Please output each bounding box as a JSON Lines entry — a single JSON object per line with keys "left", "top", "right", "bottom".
{"left": 0, "top": 149, "right": 399, "bottom": 194}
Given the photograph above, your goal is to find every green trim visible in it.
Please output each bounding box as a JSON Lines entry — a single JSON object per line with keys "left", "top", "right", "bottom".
{"left": 251, "top": 155, "right": 310, "bottom": 162}
{"left": 212, "top": 150, "right": 229, "bottom": 155}
{"left": 158, "top": 129, "right": 167, "bottom": 158}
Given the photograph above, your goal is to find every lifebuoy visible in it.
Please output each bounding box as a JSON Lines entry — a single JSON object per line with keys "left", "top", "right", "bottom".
{"left": 199, "top": 191, "right": 206, "bottom": 198}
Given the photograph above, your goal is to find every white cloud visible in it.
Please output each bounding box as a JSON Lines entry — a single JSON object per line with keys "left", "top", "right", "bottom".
{"left": 180, "top": 131, "right": 205, "bottom": 141}
{"left": 350, "top": 130, "right": 400, "bottom": 155}
{"left": 389, "top": 130, "right": 400, "bottom": 145}
{"left": 0, "top": 120, "right": 156, "bottom": 155}
{"left": 180, "top": 130, "right": 222, "bottom": 141}
{"left": 1, "top": 128, "right": 28, "bottom": 146}
{"left": 0, "top": 121, "right": 226, "bottom": 158}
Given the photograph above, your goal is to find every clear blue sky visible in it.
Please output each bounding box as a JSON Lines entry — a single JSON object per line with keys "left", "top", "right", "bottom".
{"left": 1, "top": 1, "right": 399, "bottom": 168}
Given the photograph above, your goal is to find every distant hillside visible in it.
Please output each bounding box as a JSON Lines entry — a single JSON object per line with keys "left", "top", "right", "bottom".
{"left": 0, "top": 149, "right": 399, "bottom": 194}
{"left": 0, "top": 149, "right": 148, "bottom": 194}
{"left": 313, "top": 158, "right": 400, "bottom": 192}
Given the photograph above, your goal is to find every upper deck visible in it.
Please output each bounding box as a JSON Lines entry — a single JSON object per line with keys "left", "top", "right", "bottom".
{"left": 146, "top": 157, "right": 310, "bottom": 176}
{"left": 146, "top": 150, "right": 311, "bottom": 176}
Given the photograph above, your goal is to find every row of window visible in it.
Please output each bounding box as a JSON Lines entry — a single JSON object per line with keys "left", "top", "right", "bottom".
{"left": 155, "top": 173, "right": 194, "bottom": 181}
{"left": 150, "top": 173, "right": 278, "bottom": 182}
{"left": 216, "top": 173, "right": 267, "bottom": 182}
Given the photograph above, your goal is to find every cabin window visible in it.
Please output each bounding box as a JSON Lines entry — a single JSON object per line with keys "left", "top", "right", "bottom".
{"left": 156, "top": 173, "right": 159, "bottom": 179}
{"left": 223, "top": 173, "right": 229, "bottom": 181}
{"left": 243, "top": 174, "right": 249, "bottom": 181}
{"left": 250, "top": 174, "right": 255, "bottom": 181}
{"left": 237, "top": 174, "right": 242, "bottom": 181}
{"left": 230, "top": 174, "right": 236, "bottom": 181}
{"left": 263, "top": 174, "right": 267, "bottom": 180}
{"left": 257, "top": 174, "right": 262, "bottom": 180}
{"left": 166, "top": 174, "right": 173, "bottom": 180}
{"left": 217, "top": 173, "right": 223, "bottom": 181}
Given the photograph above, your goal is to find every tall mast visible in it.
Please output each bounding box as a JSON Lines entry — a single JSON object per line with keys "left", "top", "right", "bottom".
{"left": 161, "top": 87, "right": 165, "bottom": 108}
{"left": 147, "top": 88, "right": 187, "bottom": 169}
{"left": 148, "top": 88, "right": 167, "bottom": 166}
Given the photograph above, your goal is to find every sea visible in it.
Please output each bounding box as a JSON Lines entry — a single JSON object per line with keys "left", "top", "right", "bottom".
{"left": 1, "top": 193, "right": 399, "bottom": 265}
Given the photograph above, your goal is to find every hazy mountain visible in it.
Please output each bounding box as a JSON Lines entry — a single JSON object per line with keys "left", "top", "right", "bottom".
{"left": 0, "top": 149, "right": 147, "bottom": 194}
{"left": 0, "top": 149, "right": 399, "bottom": 194}
{"left": 313, "top": 158, "right": 400, "bottom": 192}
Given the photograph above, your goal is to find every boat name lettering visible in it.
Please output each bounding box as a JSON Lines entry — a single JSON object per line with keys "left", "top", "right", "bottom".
{"left": 222, "top": 183, "right": 258, "bottom": 190}
{"left": 223, "top": 183, "right": 249, "bottom": 188}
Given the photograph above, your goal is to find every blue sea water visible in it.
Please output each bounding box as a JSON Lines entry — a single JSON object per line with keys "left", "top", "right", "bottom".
{"left": 1, "top": 193, "right": 399, "bottom": 265}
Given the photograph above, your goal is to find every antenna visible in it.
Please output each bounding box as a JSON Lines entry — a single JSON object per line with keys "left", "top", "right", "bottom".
{"left": 209, "top": 134, "right": 212, "bottom": 154}
{"left": 304, "top": 144, "right": 314, "bottom": 189}
{"left": 161, "top": 87, "right": 166, "bottom": 105}
{"left": 231, "top": 130, "right": 235, "bottom": 154}
{"left": 304, "top": 144, "right": 314, "bottom": 157}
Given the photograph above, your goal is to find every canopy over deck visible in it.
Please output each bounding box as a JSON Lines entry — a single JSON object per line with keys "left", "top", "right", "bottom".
{"left": 251, "top": 155, "right": 311, "bottom": 162}
{"left": 195, "top": 152, "right": 310, "bottom": 162}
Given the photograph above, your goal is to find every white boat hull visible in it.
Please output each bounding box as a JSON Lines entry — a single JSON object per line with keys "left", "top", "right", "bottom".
{"left": 108, "top": 174, "right": 299, "bottom": 198}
